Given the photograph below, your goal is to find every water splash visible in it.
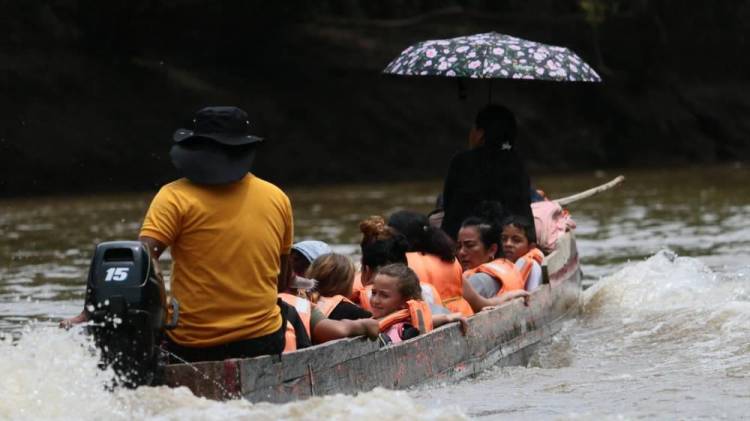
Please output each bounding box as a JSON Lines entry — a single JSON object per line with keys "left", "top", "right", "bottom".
{"left": 0, "top": 325, "right": 123, "bottom": 420}
{"left": 120, "top": 386, "right": 468, "bottom": 421}
{"left": 413, "top": 250, "right": 750, "bottom": 419}
{"left": 0, "top": 326, "right": 467, "bottom": 420}
{"left": 581, "top": 250, "right": 750, "bottom": 376}
{"left": 584, "top": 249, "right": 721, "bottom": 314}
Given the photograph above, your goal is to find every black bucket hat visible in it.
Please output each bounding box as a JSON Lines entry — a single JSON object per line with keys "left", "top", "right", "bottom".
{"left": 170, "top": 106, "right": 264, "bottom": 185}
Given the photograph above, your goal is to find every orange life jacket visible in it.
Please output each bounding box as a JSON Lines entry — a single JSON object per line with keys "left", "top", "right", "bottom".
{"left": 378, "top": 299, "right": 433, "bottom": 344}
{"left": 315, "top": 294, "right": 355, "bottom": 318}
{"left": 356, "top": 285, "right": 374, "bottom": 312}
{"left": 349, "top": 272, "right": 364, "bottom": 301}
{"left": 464, "top": 258, "right": 525, "bottom": 295}
{"left": 279, "top": 293, "right": 312, "bottom": 353}
{"left": 406, "top": 252, "right": 474, "bottom": 317}
{"left": 517, "top": 248, "right": 544, "bottom": 286}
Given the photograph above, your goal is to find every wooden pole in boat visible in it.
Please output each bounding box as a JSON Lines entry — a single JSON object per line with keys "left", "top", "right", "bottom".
{"left": 555, "top": 175, "right": 625, "bottom": 206}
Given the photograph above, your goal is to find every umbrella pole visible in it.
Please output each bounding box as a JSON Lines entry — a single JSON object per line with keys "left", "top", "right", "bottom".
{"left": 488, "top": 79, "right": 493, "bottom": 104}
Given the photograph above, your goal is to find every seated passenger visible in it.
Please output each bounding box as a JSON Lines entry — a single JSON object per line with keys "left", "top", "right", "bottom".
{"left": 278, "top": 291, "right": 313, "bottom": 352}
{"left": 501, "top": 215, "right": 544, "bottom": 291}
{"left": 388, "top": 210, "right": 474, "bottom": 316}
{"left": 355, "top": 216, "right": 446, "bottom": 314}
{"left": 371, "top": 263, "right": 466, "bottom": 345}
{"left": 306, "top": 253, "right": 372, "bottom": 320}
{"left": 283, "top": 240, "right": 332, "bottom": 296}
{"left": 290, "top": 240, "right": 332, "bottom": 277}
{"left": 456, "top": 215, "right": 529, "bottom": 312}
{"left": 278, "top": 267, "right": 379, "bottom": 352}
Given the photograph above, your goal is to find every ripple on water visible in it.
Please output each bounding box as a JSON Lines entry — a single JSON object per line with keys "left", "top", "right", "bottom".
{"left": 15, "top": 223, "right": 56, "bottom": 232}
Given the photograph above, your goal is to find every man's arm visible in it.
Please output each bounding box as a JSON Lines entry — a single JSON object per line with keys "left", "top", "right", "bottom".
{"left": 138, "top": 235, "right": 167, "bottom": 259}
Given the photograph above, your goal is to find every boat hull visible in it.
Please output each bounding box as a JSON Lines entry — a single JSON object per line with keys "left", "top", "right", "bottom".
{"left": 164, "top": 231, "right": 582, "bottom": 402}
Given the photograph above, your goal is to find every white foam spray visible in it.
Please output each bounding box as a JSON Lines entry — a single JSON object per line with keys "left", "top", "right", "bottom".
{"left": 0, "top": 326, "right": 467, "bottom": 420}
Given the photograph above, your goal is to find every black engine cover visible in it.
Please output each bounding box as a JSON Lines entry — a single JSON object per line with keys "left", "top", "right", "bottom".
{"left": 84, "top": 241, "right": 168, "bottom": 387}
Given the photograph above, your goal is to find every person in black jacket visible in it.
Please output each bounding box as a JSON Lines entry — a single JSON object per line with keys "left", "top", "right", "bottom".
{"left": 441, "top": 104, "right": 535, "bottom": 242}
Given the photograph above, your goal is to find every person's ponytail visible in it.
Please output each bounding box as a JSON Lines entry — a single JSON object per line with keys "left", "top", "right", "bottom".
{"left": 422, "top": 226, "right": 457, "bottom": 262}
{"left": 387, "top": 210, "right": 456, "bottom": 262}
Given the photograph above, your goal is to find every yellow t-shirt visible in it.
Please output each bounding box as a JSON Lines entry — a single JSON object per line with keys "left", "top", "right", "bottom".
{"left": 140, "top": 174, "right": 292, "bottom": 347}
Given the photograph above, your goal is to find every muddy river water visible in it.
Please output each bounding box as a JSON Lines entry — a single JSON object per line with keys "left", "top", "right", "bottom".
{"left": 1, "top": 166, "right": 748, "bottom": 419}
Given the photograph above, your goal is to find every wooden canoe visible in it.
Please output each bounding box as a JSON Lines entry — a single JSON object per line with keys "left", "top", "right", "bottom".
{"left": 164, "top": 231, "right": 582, "bottom": 402}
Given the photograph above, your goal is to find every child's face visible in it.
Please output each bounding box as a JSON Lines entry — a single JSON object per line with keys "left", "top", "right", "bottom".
{"left": 501, "top": 225, "right": 531, "bottom": 261}
{"left": 370, "top": 274, "right": 406, "bottom": 319}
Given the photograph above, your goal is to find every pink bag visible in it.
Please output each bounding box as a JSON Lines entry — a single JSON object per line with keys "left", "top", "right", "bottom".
{"left": 531, "top": 201, "right": 576, "bottom": 253}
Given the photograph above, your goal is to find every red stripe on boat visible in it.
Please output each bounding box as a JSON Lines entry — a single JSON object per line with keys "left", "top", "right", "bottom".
{"left": 223, "top": 359, "right": 240, "bottom": 398}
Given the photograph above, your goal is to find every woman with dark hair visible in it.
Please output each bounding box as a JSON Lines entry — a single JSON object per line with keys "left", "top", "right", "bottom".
{"left": 456, "top": 214, "right": 529, "bottom": 312}
{"left": 441, "top": 104, "right": 535, "bottom": 242}
{"left": 387, "top": 210, "right": 474, "bottom": 316}
{"left": 354, "top": 216, "right": 445, "bottom": 314}
{"left": 359, "top": 216, "right": 409, "bottom": 286}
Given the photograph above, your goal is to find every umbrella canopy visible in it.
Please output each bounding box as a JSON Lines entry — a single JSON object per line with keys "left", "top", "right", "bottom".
{"left": 383, "top": 32, "right": 601, "bottom": 82}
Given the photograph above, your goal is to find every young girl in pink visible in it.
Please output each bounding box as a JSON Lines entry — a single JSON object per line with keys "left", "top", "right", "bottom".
{"left": 370, "top": 263, "right": 466, "bottom": 345}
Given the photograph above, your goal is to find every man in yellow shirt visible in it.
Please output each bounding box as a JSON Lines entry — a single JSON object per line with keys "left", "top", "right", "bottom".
{"left": 62, "top": 107, "right": 293, "bottom": 361}
{"left": 62, "top": 106, "right": 379, "bottom": 361}
{"left": 137, "top": 106, "right": 293, "bottom": 362}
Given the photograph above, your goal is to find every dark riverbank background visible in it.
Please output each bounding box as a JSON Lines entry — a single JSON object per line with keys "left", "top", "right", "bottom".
{"left": 2, "top": 1, "right": 749, "bottom": 197}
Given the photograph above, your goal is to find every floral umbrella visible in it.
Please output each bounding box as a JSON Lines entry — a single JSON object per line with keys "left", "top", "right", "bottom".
{"left": 383, "top": 32, "right": 601, "bottom": 83}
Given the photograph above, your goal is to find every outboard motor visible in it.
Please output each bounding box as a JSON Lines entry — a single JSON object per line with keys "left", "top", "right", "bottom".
{"left": 84, "top": 241, "right": 178, "bottom": 388}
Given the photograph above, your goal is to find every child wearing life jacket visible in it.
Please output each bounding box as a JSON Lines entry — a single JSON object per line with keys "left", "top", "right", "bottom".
{"left": 277, "top": 260, "right": 379, "bottom": 353}
{"left": 306, "top": 253, "right": 372, "bottom": 320}
{"left": 387, "top": 210, "right": 474, "bottom": 317}
{"left": 371, "top": 263, "right": 466, "bottom": 345}
{"left": 457, "top": 214, "right": 530, "bottom": 312}
{"left": 278, "top": 292, "right": 380, "bottom": 352}
{"left": 354, "top": 216, "right": 446, "bottom": 314}
{"left": 280, "top": 240, "right": 333, "bottom": 298}
{"left": 501, "top": 215, "right": 544, "bottom": 291}
{"left": 290, "top": 240, "right": 332, "bottom": 278}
